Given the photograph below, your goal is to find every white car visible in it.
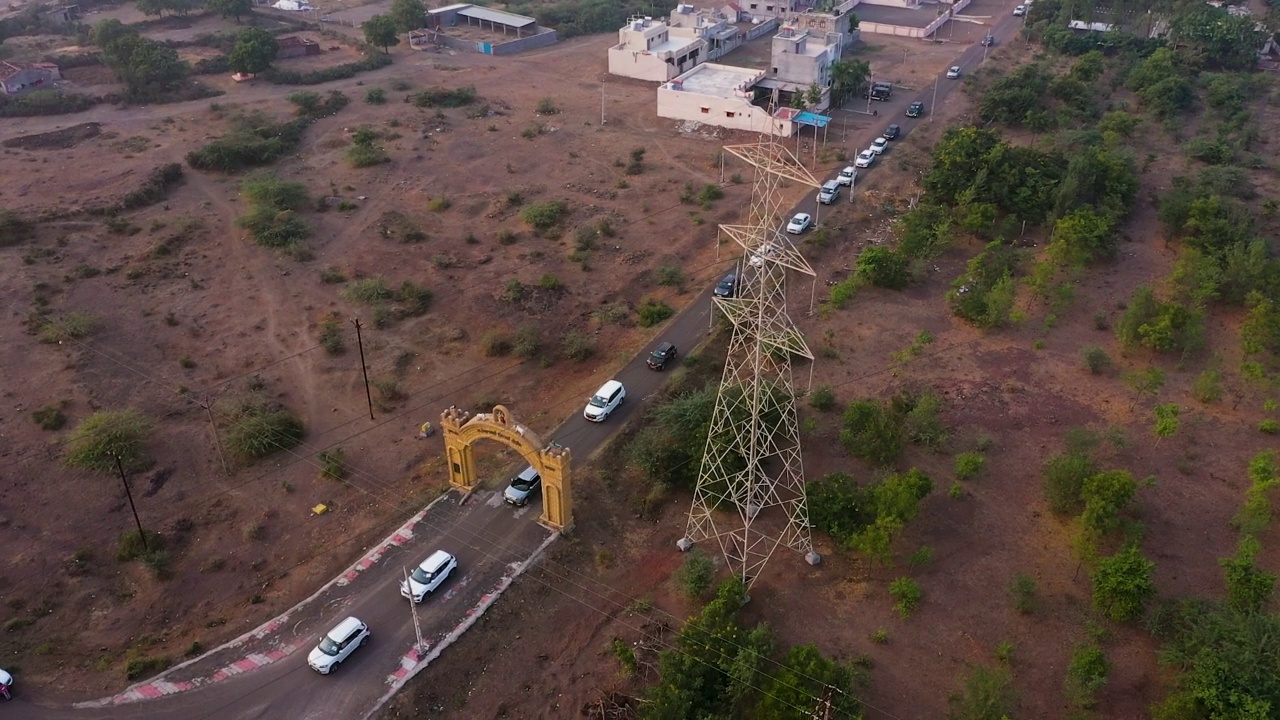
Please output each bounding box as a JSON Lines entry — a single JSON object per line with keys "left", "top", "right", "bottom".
{"left": 750, "top": 241, "right": 778, "bottom": 266}
{"left": 1013, "top": 4, "right": 1025, "bottom": 15}
{"left": 946, "top": 65, "right": 961, "bottom": 79}
{"left": 837, "top": 166, "right": 856, "bottom": 186}
{"left": 870, "top": 137, "right": 888, "bottom": 155}
{"left": 401, "top": 549, "right": 458, "bottom": 602}
{"left": 854, "top": 150, "right": 875, "bottom": 168}
{"left": 786, "top": 213, "right": 812, "bottom": 234}
{"left": 584, "top": 379, "right": 625, "bottom": 422}
{"left": 504, "top": 466, "right": 541, "bottom": 506}
{"left": 0, "top": 668, "right": 11, "bottom": 700}
{"left": 308, "top": 617, "right": 370, "bottom": 674}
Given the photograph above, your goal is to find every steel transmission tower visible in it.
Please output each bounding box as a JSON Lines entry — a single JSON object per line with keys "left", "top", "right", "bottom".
{"left": 678, "top": 135, "right": 822, "bottom": 586}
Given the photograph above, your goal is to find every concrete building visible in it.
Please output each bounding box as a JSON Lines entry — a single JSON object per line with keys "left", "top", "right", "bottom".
{"left": 759, "top": 25, "right": 840, "bottom": 110}
{"left": 275, "top": 36, "right": 321, "bottom": 59}
{"left": 657, "top": 62, "right": 796, "bottom": 136}
{"left": 739, "top": 0, "right": 802, "bottom": 20}
{"left": 0, "top": 61, "right": 60, "bottom": 95}
{"left": 667, "top": 4, "right": 744, "bottom": 60}
{"left": 608, "top": 16, "right": 706, "bottom": 81}
{"left": 785, "top": 0, "right": 860, "bottom": 49}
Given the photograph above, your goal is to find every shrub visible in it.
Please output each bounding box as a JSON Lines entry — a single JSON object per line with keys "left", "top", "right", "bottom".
{"left": 1043, "top": 449, "right": 1096, "bottom": 515}
{"left": 674, "top": 551, "right": 715, "bottom": 598}
{"left": 839, "top": 400, "right": 903, "bottom": 464}
{"left": 343, "top": 277, "right": 392, "bottom": 304}
{"left": 0, "top": 208, "right": 35, "bottom": 246}
{"left": 125, "top": 655, "right": 171, "bottom": 681}
{"left": 654, "top": 264, "right": 684, "bottom": 288}
{"left": 65, "top": 409, "right": 151, "bottom": 473}
{"left": 37, "top": 311, "right": 96, "bottom": 343}
{"left": 636, "top": 298, "right": 674, "bottom": 327}
{"left": 535, "top": 96, "right": 559, "bottom": 114}
{"left": 889, "top": 577, "right": 923, "bottom": 618}
{"left": 1220, "top": 536, "right": 1276, "bottom": 610}
{"left": 365, "top": 87, "right": 386, "bottom": 104}
{"left": 513, "top": 325, "right": 540, "bottom": 359}
{"left": 1259, "top": 419, "right": 1279, "bottom": 435}
{"left": 1082, "top": 346, "right": 1111, "bottom": 374}
{"left": 411, "top": 86, "right": 476, "bottom": 108}
{"left": 949, "top": 665, "right": 1017, "bottom": 720}
{"left": 318, "top": 448, "right": 347, "bottom": 480}
{"left": 808, "top": 386, "right": 836, "bottom": 411}
{"left": 347, "top": 141, "right": 389, "bottom": 168}
{"left": 237, "top": 173, "right": 311, "bottom": 250}
{"left": 426, "top": 195, "right": 451, "bottom": 212}
{"left": 1091, "top": 543, "right": 1156, "bottom": 621}
{"left": 263, "top": 52, "right": 392, "bottom": 86}
{"left": 954, "top": 452, "right": 985, "bottom": 480}
{"left": 32, "top": 405, "right": 67, "bottom": 431}
{"left": 393, "top": 280, "right": 432, "bottom": 317}
{"left": 482, "top": 332, "right": 513, "bottom": 356}
{"left": 116, "top": 529, "right": 164, "bottom": 562}
{"left": 1192, "top": 369, "right": 1223, "bottom": 404}
{"left": 1065, "top": 644, "right": 1110, "bottom": 708}
{"left": 520, "top": 200, "right": 569, "bottom": 231}
{"left": 224, "top": 401, "right": 304, "bottom": 460}
{"left": 1009, "top": 573, "right": 1037, "bottom": 614}
{"left": 119, "top": 163, "right": 183, "bottom": 211}
{"left": 186, "top": 116, "right": 308, "bottom": 172}
{"left": 560, "top": 329, "right": 595, "bottom": 361}
{"left": 856, "top": 246, "right": 910, "bottom": 290}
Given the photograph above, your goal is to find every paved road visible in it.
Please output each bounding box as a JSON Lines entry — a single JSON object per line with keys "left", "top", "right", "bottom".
{"left": 4, "top": 9, "right": 1020, "bottom": 719}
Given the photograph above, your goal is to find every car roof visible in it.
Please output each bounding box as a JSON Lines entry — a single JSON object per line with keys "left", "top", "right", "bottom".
{"left": 420, "top": 549, "right": 454, "bottom": 573}
{"left": 328, "top": 616, "right": 365, "bottom": 639}
{"left": 515, "top": 465, "right": 539, "bottom": 481}
{"left": 655, "top": 341, "right": 675, "bottom": 352}
{"left": 597, "top": 379, "right": 623, "bottom": 395}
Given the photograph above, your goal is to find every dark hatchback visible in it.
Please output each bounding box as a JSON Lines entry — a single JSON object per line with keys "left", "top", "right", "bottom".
{"left": 906, "top": 101, "right": 924, "bottom": 118}
{"left": 714, "top": 273, "right": 737, "bottom": 298}
{"left": 883, "top": 124, "right": 900, "bottom": 140}
{"left": 647, "top": 342, "right": 678, "bottom": 370}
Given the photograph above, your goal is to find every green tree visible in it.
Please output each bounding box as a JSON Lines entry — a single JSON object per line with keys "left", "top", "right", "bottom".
{"left": 1153, "top": 403, "right": 1180, "bottom": 444}
{"left": 64, "top": 409, "right": 152, "bottom": 473}
{"left": 91, "top": 18, "right": 138, "bottom": 48}
{"left": 1080, "top": 470, "right": 1137, "bottom": 539}
{"left": 364, "top": 14, "right": 400, "bottom": 53}
{"left": 228, "top": 27, "right": 278, "bottom": 75}
{"left": 1044, "top": 449, "right": 1097, "bottom": 515}
{"left": 855, "top": 246, "right": 909, "bottom": 289}
{"left": 839, "top": 400, "right": 903, "bottom": 465}
{"left": 949, "top": 664, "right": 1017, "bottom": 720}
{"left": 1091, "top": 543, "right": 1156, "bottom": 621}
{"left": 388, "top": 0, "right": 426, "bottom": 31}
{"left": 208, "top": 0, "right": 253, "bottom": 22}
{"left": 755, "top": 644, "right": 864, "bottom": 719}
{"left": 135, "top": 0, "right": 168, "bottom": 17}
{"left": 830, "top": 58, "right": 870, "bottom": 105}
{"left": 1048, "top": 207, "right": 1117, "bottom": 266}
{"left": 102, "top": 36, "right": 190, "bottom": 98}
{"left": 1169, "top": 4, "right": 1267, "bottom": 71}
{"left": 1122, "top": 367, "right": 1165, "bottom": 409}
{"left": 1219, "top": 535, "right": 1276, "bottom": 611}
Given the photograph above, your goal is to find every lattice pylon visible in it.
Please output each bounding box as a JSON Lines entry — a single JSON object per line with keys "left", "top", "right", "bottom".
{"left": 679, "top": 125, "right": 823, "bottom": 587}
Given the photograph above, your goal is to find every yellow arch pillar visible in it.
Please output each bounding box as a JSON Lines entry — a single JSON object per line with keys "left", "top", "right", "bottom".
{"left": 438, "top": 405, "right": 573, "bottom": 532}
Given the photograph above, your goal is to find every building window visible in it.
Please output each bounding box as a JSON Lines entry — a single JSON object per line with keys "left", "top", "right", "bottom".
{"left": 701, "top": 107, "right": 710, "bottom": 114}
{"left": 725, "top": 111, "right": 735, "bottom": 117}
{"left": 749, "top": 2, "right": 757, "bottom": 8}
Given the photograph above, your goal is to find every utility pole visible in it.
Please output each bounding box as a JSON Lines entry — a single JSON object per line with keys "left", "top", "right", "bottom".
{"left": 353, "top": 318, "right": 374, "bottom": 420}
{"left": 202, "top": 395, "right": 230, "bottom": 476}
{"left": 865, "top": 73, "right": 873, "bottom": 114}
{"left": 931, "top": 74, "right": 939, "bottom": 122}
{"left": 600, "top": 79, "right": 606, "bottom": 125}
{"left": 403, "top": 567, "right": 426, "bottom": 654}
{"left": 114, "top": 454, "right": 148, "bottom": 551}
{"left": 849, "top": 168, "right": 856, "bottom": 201}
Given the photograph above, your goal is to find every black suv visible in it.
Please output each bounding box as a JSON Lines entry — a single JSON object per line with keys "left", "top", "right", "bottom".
{"left": 906, "top": 101, "right": 924, "bottom": 118}
{"left": 647, "top": 342, "right": 678, "bottom": 370}
{"left": 713, "top": 272, "right": 737, "bottom": 298}
{"left": 883, "top": 124, "right": 901, "bottom": 140}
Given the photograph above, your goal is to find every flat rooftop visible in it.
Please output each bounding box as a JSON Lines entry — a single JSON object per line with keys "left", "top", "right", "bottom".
{"left": 851, "top": 4, "right": 937, "bottom": 28}
{"left": 649, "top": 36, "right": 702, "bottom": 54}
{"left": 671, "top": 63, "right": 762, "bottom": 97}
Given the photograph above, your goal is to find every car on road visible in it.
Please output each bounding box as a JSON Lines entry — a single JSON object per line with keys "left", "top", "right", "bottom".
{"left": 837, "top": 166, "right": 856, "bottom": 186}
{"left": 401, "top": 549, "right": 459, "bottom": 602}
{"left": 749, "top": 241, "right": 778, "bottom": 266}
{"left": 504, "top": 466, "right": 541, "bottom": 506}
{"left": 883, "top": 124, "right": 901, "bottom": 140}
{"left": 854, "top": 149, "right": 875, "bottom": 168}
{"left": 946, "top": 65, "right": 961, "bottom": 79}
{"left": 714, "top": 272, "right": 737, "bottom": 298}
{"left": 1013, "top": 4, "right": 1025, "bottom": 14}
{"left": 584, "top": 379, "right": 625, "bottom": 422}
{"left": 817, "top": 179, "right": 841, "bottom": 204}
{"left": 785, "top": 213, "right": 812, "bottom": 234}
{"left": 907, "top": 101, "right": 925, "bottom": 118}
{"left": 647, "top": 341, "right": 678, "bottom": 370}
{"left": 308, "top": 617, "right": 370, "bottom": 674}
{"left": 981, "top": 33, "right": 995, "bottom": 46}
{"left": 870, "top": 137, "right": 888, "bottom": 154}
{"left": 0, "top": 668, "right": 11, "bottom": 700}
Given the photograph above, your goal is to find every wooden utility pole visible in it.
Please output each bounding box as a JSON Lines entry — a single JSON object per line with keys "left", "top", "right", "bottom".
{"left": 202, "top": 395, "right": 229, "bottom": 475}
{"left": 114, "top": 454, "right": 148, "bottom": 551}
{"left": 353, "top": 318, "right": 374, "bottom": 420}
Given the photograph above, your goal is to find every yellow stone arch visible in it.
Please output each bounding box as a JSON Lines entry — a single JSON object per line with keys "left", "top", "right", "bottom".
{"left": 439, "top": 405, "right": 572, "bottom": 532}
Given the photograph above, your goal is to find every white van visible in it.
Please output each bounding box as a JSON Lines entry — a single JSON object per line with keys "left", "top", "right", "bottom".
{"left": 817, "top": 180, "right": 841, "bottom": 205}
{"left": 584, "top": 380, "right": 626, "bottom": 422}
{"left": 837, "top": 166, "right": 856, "bottom": 186}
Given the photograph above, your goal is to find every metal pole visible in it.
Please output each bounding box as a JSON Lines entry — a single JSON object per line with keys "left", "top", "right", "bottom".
{"left": 720, "top": 150, "right": 725, "bottom": 184}
{"left": 931, "top": 75, "right": 938, "bottom": 122}
{"left": 115, "top": 454, "right": 147, "bottom": 552}
{"left": 353, "top": 318, "right": 375, "bottom": 421}
{"left": 600, "top": 79, "right": 605, "bottom": 125}
{"left": 866, "top": 73, "right": 873, "bottom": 114}
{"left": 404, "top": 567, "right": 426, "bottom": 653}
{"left": 202, "top": 395, "right": 230, "bottom": 476}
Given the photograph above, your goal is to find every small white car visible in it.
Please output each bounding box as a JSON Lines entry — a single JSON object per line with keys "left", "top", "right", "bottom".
{"left": 870, "top": 137, "right": 888, "bottom": 155}
{"left": 837, "top": 166, "right": 856, "bottom": 186}
{"left": 786, "top": 213, "right": 812, "bottom": 234}
{"left": 854, "top": 150, "right": 875, "bottom": 168}
{"left": 504, "top": 466, "right": 541, "bottom": 506}
{"left": 584, "top": 379, "right": 625, "bottom": 422}
{"left": 946, "top": 65, "right": 962, "bottom": 79}
{"left": 1013, "top": 4, "right": 1026, "bottom": 15}
{"left": 750, "top": 241, "right": 778, "bottom": 266}
{"left": 308, "top": 617, "right": 369, "bottom": 674}
{"left": 401, "top": 550, "right": 458, "bottom": 602}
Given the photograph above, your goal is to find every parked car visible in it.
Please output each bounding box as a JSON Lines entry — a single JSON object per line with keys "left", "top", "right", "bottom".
{"left": 906, "top": 101, "right": 925, "bottom": 118}
{"left": 504, "top": 466, "right": 541, "bottom": 506}
{"left": 308, "top": 617, "right": 370, "bottom": 674}
{"left": 863, "top": 80, "right": 893, "bottom": 101}
{"left": 0, "top": 668, "right": 11, "bottom": 700}
{"left": 946, "top": 65, "right": 961, "bottom": 79}
{"left": 647, "top": 342, "right": 678, "bottom": 370}
{"left": 837, "top": 166, "right": 856, "bottom": 186}
{"left": 713, "top": 272, "right": 737, "bottom": 298}
{"left": 1013, "top": 4, "right": 1026, "bottom": 15}
{"left": 870, "top": 137, "right": 888, "bottom": 154}
{"left": 854, "top": 149, "right": 875, "bottom": 168}
{"left": 400, "top": 550, "right": 458, "bottom": 602}
{"left": 785, "top": 213, "right": 812, "bottom": 234}
{"left": 749, "top": 241, "right": 778, "bottom": 266}
{"left": 981, "top": 33, "right": 995, "bottom": 46}
{"left": 883, "top": 123, "right": 901, "bottom": 140}
{"left": 817, "top": 179, "right": 841, "bottom": 204}
{"left": 584, "top": 379, "right": 625, "bottom": 422}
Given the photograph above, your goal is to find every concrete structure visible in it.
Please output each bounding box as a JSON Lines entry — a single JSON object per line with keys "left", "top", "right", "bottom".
{"left": 740, "top": 0, "right": 802, "bottom": 20}
{"left": 786, "top": 0, "right": 861, "bottom": 49}
{"left": 275, "top": 36, "right": 321, "bottom": 59}
{"left": 657, "top": 62, "right": 795, "bottom": 137}
{"left": 667, "top": 4, "right": 744, "bottom": 60}
{"left": 608, "top": 16, "right": 706, "bottom": 81}
{"left": 853, "top": 0, "right": 971, "bottom": 38}
{"left": 410, "top": 4, "right": 558, "bottom": 55}
{"left": 0, "top": 61, "right": 60, "bottom": 95}
{"left": 45, "top": 4, "right": 79, "bottom": 24}
{"left": 759, "top": 24, "right": 840, "bottom": 110}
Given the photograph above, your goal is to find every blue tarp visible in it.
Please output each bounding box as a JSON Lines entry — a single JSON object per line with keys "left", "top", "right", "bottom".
{"left": 793, "top": 111, "right": 832, "bottom": 128}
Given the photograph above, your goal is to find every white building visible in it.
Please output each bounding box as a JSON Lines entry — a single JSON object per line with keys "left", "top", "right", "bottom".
{"left": 667, "top": 3, "right": 744, "bottom": 61}
{"left": 759, "top": 25, "right": 841, "bottom": 110}
{"left": 785, "top": 0, "right": 860, "bottom": 49}
{"left": 740, "top": 0, "right": 802, "bottom": 20}
{"left": 608, "top": 16, "right": 707, "bottom": 82}
{"left": 656, "top": 63, "right": 795, "bottom": 137}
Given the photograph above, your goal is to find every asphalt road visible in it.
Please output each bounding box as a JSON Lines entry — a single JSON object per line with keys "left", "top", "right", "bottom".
{"left": 4, "top": 9, "right": 1020, "bottom": 718}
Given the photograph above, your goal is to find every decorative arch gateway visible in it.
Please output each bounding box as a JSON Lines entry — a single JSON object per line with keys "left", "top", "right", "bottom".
{"left": 439, "top": 404, "right": 573, "bottom": 532}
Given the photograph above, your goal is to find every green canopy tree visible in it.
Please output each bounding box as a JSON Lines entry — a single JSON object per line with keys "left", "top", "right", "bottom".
{"left": 389, "top": 0, "right": 427, "bottom": 31}
{"left": 364, "top": 14, "right": 400, "bottom": 53}
{"left": 228, "top": 27, "right": 278, "bottom": 75}
{"left": 208, "top": 0, "right": 254, "bottom": 23}
{"left": 830, "top": 58, "right": 869, "bottom": 105}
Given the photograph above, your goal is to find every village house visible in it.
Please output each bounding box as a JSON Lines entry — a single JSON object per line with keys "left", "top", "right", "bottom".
{"left": 275, "top": 36, "right": 321, "bottom": 60}
{"left": 0, "top": 61, "right": 60, "bottom": 95}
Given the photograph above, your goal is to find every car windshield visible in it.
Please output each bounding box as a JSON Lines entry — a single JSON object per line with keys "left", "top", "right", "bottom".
{"left": 718, "top": 278, "right": 733, "bottom": 288}
{"left": 411, "top": 566, "right": 436, "bottom": 584}
{"left": 318, "top": 637, "right": 340, "bottom": 656}
{"left": 589, "top": 395, "right": 607, "bottom": 408}
{"left": 511, "top": 475, "right": 536, "bottom": 491}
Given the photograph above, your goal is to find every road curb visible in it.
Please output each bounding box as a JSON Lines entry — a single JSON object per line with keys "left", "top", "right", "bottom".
{"left": 362, "top": 530, "right": 560, "bottom": 719}
{"left": 74, "top": 489, "right": 461, "bottom": 708}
